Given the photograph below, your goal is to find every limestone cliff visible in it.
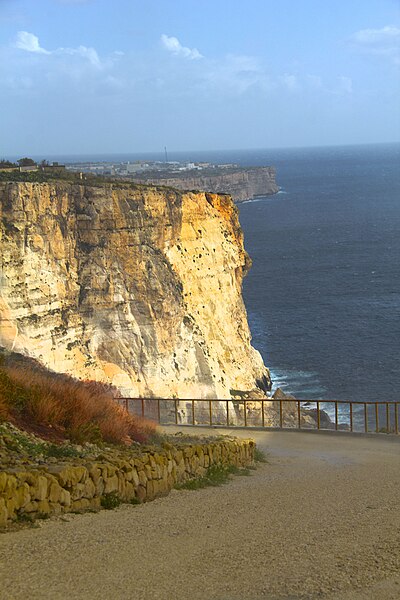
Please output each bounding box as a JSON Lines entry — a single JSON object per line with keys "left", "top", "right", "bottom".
{"left": 135, "top": 167, "right": 279, "bottom": 203}
{"left": 0, "top": 181, "right": 270, "bottom": 398}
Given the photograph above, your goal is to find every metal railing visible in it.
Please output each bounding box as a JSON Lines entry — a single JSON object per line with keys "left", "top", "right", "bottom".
{"left": 117, "top": 397, "right": 400, "bottom": 435}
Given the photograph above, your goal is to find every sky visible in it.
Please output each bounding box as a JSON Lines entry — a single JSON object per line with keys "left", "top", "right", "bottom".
{"left": 0, "top": 0, "right": 399, "bottom": 156}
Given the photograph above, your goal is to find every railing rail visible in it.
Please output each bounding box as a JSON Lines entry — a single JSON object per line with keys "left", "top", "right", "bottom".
{"left": 117, "top": 397, "right": 400, "bottom": 435}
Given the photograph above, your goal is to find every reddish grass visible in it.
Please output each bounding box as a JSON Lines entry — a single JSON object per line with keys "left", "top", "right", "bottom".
{"left": 0, "top": 352, "right": 157, "bottom": 445}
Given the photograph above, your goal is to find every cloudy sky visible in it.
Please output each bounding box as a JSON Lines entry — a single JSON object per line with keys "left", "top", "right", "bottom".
{"left": 1, "top": 0, "right": 399, "bottom": 156}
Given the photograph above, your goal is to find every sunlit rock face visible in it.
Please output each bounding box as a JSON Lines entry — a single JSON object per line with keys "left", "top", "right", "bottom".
{"left": 137, "top": 167, "right": 279, "bottom": 203}
{"left": 0, "top": 181, "right": 270, "bottom": 398}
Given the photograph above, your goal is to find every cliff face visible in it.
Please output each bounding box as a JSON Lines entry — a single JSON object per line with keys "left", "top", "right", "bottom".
{"left": 136, "top": 167, "right": 279, "bottom": 203}
{"left": 0, "top": 181, "right": 270, "bottom": 398}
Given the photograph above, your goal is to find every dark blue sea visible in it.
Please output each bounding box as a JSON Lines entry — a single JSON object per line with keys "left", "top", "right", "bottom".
{"left": 236, "top": 143, "right": 400, "bottom": 403}
{"left": 30, "top": 144, "right": 400, "bottom": 402}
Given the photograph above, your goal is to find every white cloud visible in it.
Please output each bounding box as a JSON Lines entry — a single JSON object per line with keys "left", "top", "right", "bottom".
{"left": 15, "top": 31, "right": 109, "bottom": 69}
{"left": 306, "top": 74, "right": 323, "bottom": 89}
{"left": 161, "top": 34, "right": 202, "bottom": 60}
{"left": 60, "top": 45, "right": 101, "bottom": 68}
{"left": 280, "top": 74, "right": 298, "bottom": 91}
{"left": 349, "top": 25, "right": 400, "bottom": 64}
{"left": 15, "top": 31, "right": 50, "bottom": 54}
{"left": 352, "top": 25, "right": 400, "bottom": 44}
{"left": 337, "top": 76, "right": 353, "bottom": 94}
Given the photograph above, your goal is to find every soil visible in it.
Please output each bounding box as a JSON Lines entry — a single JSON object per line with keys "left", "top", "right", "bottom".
{"left": 0, "top": 428, "right": 399, "bottom": 599}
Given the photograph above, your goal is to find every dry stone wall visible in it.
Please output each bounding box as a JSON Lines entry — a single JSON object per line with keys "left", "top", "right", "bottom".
{"left": 0, "top": 438, "right": 254, "bottom": 527}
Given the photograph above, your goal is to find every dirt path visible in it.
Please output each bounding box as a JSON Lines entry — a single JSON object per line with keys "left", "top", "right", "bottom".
{"left": 1, "top": 429, "right": 399, "bottom": 599}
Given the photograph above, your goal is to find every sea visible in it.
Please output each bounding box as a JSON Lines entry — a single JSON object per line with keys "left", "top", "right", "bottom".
{"left": 26, "top": 143, "right": 400, "bottom": 406}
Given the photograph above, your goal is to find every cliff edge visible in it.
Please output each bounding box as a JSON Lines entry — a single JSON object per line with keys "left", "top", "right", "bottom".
{"left": 135, "top": 166, "right": 279, "bottom": 203}
{"left": 0, "top": 181, "right": 270, "bottom": 398}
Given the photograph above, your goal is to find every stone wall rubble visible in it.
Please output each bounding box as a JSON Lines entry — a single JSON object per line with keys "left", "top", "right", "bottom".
{"left": 0, "top": 438, "right": 254, "bottom": 527}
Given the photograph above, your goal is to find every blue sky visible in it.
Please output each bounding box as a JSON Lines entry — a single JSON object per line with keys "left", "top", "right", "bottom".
{"left": 1, "top": 0, "right": 399, "bottom": 155}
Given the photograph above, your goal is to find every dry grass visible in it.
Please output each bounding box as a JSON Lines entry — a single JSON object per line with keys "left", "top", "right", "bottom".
{"left": 0, "top": 351, "right": 157, "bottom": 445}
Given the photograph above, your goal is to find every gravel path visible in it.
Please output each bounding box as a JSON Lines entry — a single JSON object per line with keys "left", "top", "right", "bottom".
{"left": 1, "top": 428, "right": 399, "bottom": 599}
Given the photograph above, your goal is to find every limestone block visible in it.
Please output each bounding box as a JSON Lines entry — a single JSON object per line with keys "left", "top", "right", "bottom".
{"left": 31, "top": 475, "right": 48, "bottom": 501}
{"left": 124, "top": 469, "right": 133, "bottom": 482}
{"left": 83, "top": 478, "right": 96, "bottom": 499}
{"left": 146, "top": 480, "right": 155, "bottom": 498}
{"left": 71, "top": 498, "right": 90, "bottom": 512}
{"left": 117, "top": 476, "right": 126, "bottom": 497}
{"left": 138, "top": 470, "right": 147, "bottom": 487}
{"left": 0, "top": 498, "right": 8, "bottom": 527}
{"left": 125, "top": 482, "right": 134, "bottom": 500}
{"left": 49, "top": 503, "right": 63, "bottom": 515}
{"left": 56, "top": 466, "right": 87, "bottom": 487}
{"left": 106, "top": 465, "right": 117, "bottom": 477}
{"left": 104, "top": 474, "right": 118, "bottom": 494}
{"left": 23, "top": 501, "right": 39, "bottom": 513}
{"left": 90, "top": 497, "right": 101, "bottom": 510}
{"left": 5, "top": 497, "right": 18, "bottom": 518}
{"left": 49, "top": 482, "right": 62, "bottom": 504}
{"left": 59, "top": 489, "right": 71, "bottom": 507}
{"left": 70, "top": 483, "right": 85, "bottom": 500}
{"left": 37, "top": 500, "right": 51, "bottom": 515}
{"left": 136, "top": 485, "right": 147, "bottom": 502}
{"left": 4, "top": 475, "right": 17, "bottom": 499}
{"left": 95, "top": 478, "right": 105, "bottom": 496}
{"left": 15, "top": 483, "right": 31, "bottom": 509}
{"left": 0, "top": 472, "right": 8, "bottom": 494}
{"left": 131, "top": 468, "right": 140, "bottom": 487}
{"left": 88, "top": 465, "right": 102, "bottom": 484}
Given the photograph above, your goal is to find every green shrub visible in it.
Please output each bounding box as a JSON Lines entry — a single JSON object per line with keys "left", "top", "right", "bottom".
{"left": 130, "top": 497, "right": 141, "bottom": 505}
{"left": 175, "top": 462, "right": 252, "bottom": 490}
{"left": 100, "top": 492, "right": 121, "bottom": 510}
{"left": 254, "top": 448, "right": 268, "bottom": 463}
{"left": 45, "top": 444, "right": 81, "bottom": 459}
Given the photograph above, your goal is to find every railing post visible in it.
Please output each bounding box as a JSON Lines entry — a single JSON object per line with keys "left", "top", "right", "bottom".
{"left": 209, "top": 399, "right": 213, "bottom": 426}
{"left": 262, "top": 399, "right": 265, "bottom": 428}
{"left": 192, "top": 399, "right": 195, "bottom": 425}
{"left": 386, "top": 403, "right": 390, "bottom": 433}
{"left": 157, "top": 398, "right": 161, "bottom": 424}
{"left": 364, "top": 403, "right": 368, "bottom": 433}
{"left": 226, "top": 400, "right": 229, "bottom": 427}
{"left": 174, "top": 399, "right": 178, "bottom": 425}
{"left": 335, "top": 402, "right": 338, "bottom": 431}
{"left": 244, "top": 400, "right": 247, "bottom": 427}
{"left": 395, "top": 403, "right": 399, "bottom": 435}
{"left": 279, "top": 400, "right": 283, "bottom": 429}
{"left": 317, "top": 401, "right": 321, "bottom": 430}
{"left": 297, "top": 400, "right": 301, "bottom": 429}
{"left": 349, "top": 403, "right": 353, "bottom": 432}
{"left": 125, "top": 398, "right": 129, "bottom": 413}
{"left": 375, "top": 403, "right": 379, "bottom": 433}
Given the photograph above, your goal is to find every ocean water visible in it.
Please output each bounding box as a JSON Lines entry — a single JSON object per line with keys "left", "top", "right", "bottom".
{"left": 36, "top": 144, "right": 400, "bottom": 402}
{"left": 236, "top": 144, "right": 400, "bottom": 402}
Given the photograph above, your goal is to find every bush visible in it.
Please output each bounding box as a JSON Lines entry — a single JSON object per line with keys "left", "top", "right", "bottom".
{"left": 100, "top": 492, "right": 121, "bottom": 510}
{"left": 0, "top": 350, "right": 157, "bottom": 446}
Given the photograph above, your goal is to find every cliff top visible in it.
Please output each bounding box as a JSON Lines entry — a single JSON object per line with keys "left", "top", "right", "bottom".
{"left": 0, "top": 169, "right": 182, "bottom": 194}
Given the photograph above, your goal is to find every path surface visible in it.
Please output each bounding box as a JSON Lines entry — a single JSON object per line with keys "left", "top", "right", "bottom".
{"left": 1, "top": 429, "right": 399, "bottom": 599}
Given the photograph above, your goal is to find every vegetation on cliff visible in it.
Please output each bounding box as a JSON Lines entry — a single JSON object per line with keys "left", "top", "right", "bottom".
{"left": 0, "top": 351, "right": 156, "bottom": 446}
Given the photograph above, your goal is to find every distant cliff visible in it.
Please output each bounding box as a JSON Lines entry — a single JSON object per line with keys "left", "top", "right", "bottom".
{"left": 0, "top": 181, "right": 271, "bottom": 398}
{"left": 135, "top": 167, "right": 279, "bottom": 203}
